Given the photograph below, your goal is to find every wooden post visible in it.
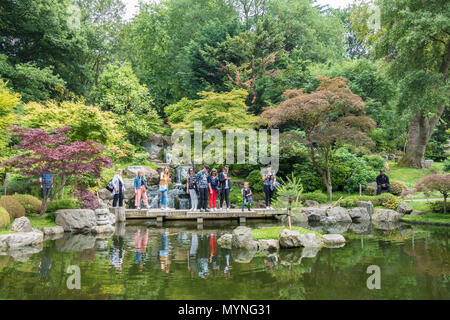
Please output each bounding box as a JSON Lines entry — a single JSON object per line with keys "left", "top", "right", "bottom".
{"left": 359, "top": 184, "right": 362, "bottom": 197}
{"left": 239, "top": 216, "right": 246, "bottom": 224}
{"left": 197, "top": 217, "right": 203, "bottom": 224}
{"left": 410, "top": 183, "right": 413, "bottom": 201}
{"left": 157, "top": 216, "right": 164, "bottom": 223}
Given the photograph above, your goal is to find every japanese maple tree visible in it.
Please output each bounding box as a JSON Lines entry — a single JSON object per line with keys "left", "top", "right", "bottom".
{"left": 415, "top": 174, "right": 450, "bottom": 214}
{"left": 1, "top": 126, "right": 113, "bottom": 216}
{"left": 261, "top": 76, "right": 376, "bottom": 200}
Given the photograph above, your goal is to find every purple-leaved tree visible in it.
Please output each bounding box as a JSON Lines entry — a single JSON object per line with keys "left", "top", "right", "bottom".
{"left": 1, "top": 126, "right": 113, "bottom": 217}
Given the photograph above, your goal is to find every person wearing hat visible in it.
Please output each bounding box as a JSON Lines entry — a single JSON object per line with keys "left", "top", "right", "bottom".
{"left": 376, "top": 169, "right": 391, "bottom": 195}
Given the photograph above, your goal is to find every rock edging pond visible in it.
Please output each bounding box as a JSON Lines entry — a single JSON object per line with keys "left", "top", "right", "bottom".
{"left": 217, "top": 226, "right": 346, "bottom": 253}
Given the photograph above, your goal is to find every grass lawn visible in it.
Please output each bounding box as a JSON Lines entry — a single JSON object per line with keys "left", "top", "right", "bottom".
{"left": 0, "top": 214, "right": 56, "bottom": 235}
{"left": 401, "top": 213, "right": 450, "bottom": 225}
{"left": 388, "top": 161, "right": 444, "bottom": 185}
{"left": 251, "top": 226, "right": 322, "bottom": 240}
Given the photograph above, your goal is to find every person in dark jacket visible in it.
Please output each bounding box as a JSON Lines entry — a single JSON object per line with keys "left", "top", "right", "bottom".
{"left": 376, "top": 169, "right": 391, "bottom": 195}
{"left": 218, "top": 166, "right": 232, "bottom": 211}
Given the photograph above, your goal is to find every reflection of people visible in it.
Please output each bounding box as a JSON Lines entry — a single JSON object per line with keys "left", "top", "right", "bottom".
{"left": 376, "top": 169, "right": 391, "bottom": 195}
{"left": 40, "top": 171, "right": 53, "bottom": 199}
{"left": 38, "top": 247, "right": 52, "bottom": 279}
{"left": 110, "top": 235, "right": 126, "bottom": 273}
{"left": 223, "top": 248, "right": 232, "bottom": 279}
{"left": 188, "top": 233, "right": 199, "bottom": 279}
{"left": 159, "top": 232, "right": 170, "bottom": 273}
{"left": 134, "top": 230, "right": 148, "bottom": 272}
{"left": 264, "top": 255, "right": 278, "bottom": 273}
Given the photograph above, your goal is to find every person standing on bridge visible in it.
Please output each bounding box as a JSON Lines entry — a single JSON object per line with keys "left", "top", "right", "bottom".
{"left": 186, "top": 167, "right": 198, "bottom": 211}
{"left": 159, "top": 167, "right": 171, "bottom": 210}
{"left": 262, "top": 166, "right": 276, "bottom": 210}
{"left": 208, "top": 169, "right": 219, "bottom": 211}
{"left": 134, "top": 171, "right": 150, "bottom": 209}
{"left": 241, "top": 181, "right": 253, "bottom": 212}
{"left": 195, "top": 165, "right": 210, "bottom": 212}
{"left": 218, "top": 166, "right": 232, "bottom": 211}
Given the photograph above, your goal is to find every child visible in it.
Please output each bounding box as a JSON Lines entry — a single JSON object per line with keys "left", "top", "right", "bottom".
{"left": 241, "top": 181, "right": 253, "bottom": 212}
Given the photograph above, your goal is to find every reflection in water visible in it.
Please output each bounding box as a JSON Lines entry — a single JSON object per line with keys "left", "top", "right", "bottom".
{"left": 0, "top": 222, "right": 449, "bottom": 300}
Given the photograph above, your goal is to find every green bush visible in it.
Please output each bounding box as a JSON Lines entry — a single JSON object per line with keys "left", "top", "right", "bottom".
{"left": 246, "top": 170, "right": 263, "bottom": 193}
{"left": 0, "top": 195, "right": 26, "bottom": 219}
{"left": 0, "top": 207, "right": 10, "bottom": 229}
{"left": 47, "top": 198, "right": 80, "bottom": 212}
{"left": 12, "top": 194, "right": 42, "bottom": 215}
{"left": 444, "top": 158, "right": 450, "bottom": 172}
{"left": 362, "top": 154, "right": 385, "bottom": 170}
{"left": 429, "top": 201, "right": 446, "bottom": 213}
{"left": 300, "top": 191, "right": 328, "bottom": 204}
{"left": 340, "top": 193, "right": 399, "bottom": 208}
{"left": 229, "top": 183, "right": 243, "bottom": 207}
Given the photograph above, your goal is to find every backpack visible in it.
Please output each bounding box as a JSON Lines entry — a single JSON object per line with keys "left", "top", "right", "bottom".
{"left": 106, "top": 179, "right": 114, "bottom": 193}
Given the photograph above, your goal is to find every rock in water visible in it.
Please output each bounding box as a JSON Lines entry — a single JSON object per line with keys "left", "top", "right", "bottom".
{"left": 257, "top": 239, "right": 280, "bottom": 252}
{"left": 372, "top": 209, "right": 401, "bottom": 222}
{"left": 0, "top": 231, "right": 43, "bottom": 250}
{"left": 298, "top": 233, "right": 323, "bottom": 247}
{"left": 217, "top": 234, "right": 232, "bottom": 249}
{"left": 322, "top": 234, "right": 346, "bottom": 246}
{"left": 356, "top": 201, "right": 374, "bottom": 216}
{"left": 55, "top": 209, "right": 97, "bottom": 232}
{"left": 10, "top": 216, "right": 32, "bottom": 233}
{"left": 326, "top": 207, "right": 352, "bottom": 223}
{"left": 348, "top": 207, "right": 371, "bottom": 222}
{"left": 232, "top": 226, "right": 257, "bottom": 250}
{"left": 279, "top": 229, "right": 306, "bottom": 248}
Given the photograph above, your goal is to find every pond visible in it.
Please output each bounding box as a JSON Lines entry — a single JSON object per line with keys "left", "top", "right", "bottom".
{"left": 0, "top": 220, "right": 449, "bottom": 300}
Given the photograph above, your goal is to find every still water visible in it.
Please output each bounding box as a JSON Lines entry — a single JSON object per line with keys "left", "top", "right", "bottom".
{"left": 0, "top": 220, "right": 449, "bottom": 300}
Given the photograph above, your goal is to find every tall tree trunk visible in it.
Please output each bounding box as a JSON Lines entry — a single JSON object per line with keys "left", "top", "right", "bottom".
{"left": 400, "top": 40, "right": 449, "bottom": 168}
{"left": 399, "top": 107, "right": 444, "bottom": 168}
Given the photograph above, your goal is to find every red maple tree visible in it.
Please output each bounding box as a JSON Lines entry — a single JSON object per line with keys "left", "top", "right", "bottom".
{"left": 1, "top": 126, "right": 113, "bottom": 216}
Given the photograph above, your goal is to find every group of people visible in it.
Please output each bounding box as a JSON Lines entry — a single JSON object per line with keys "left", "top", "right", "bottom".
{"left": 110, "top": 165, "right": 278, "bottom": 212}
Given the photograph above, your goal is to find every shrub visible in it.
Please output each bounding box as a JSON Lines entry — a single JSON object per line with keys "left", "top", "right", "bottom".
{"left": 229, "top": 183, "right": 242, "bottom": 207}
{"left": 429, "top": 201, "right": 445, "bottom": 214}
{"left": 444, "top": 158, "right": 450, "bottom": 172}
{"left": 47, "top": 198, "right": 80, "bottom": 212}
{"left": 340, "top": 193, "right": 399, "bottom": 208}
{"left": 0, "top": 195, "right": 26, "bottom": 219}
{"left": 74, "top": 187, "right": 99, "bottom": 210}
{"left": 246, "top": 170, "right": 263, "bottom": 193}
{"left": 300, "top": 191, "right": 328, "bottom": 204}
{"left": 0, "top": 207, "right": 10, "bottom": 228}
{"left": 362, "top": 154, "right": 385, "bottom": 170}
{"left": 12, "top": 194, "right": 42, "bottom": 215}
{"left": 390, "top": 180, "right": 408, "bottom": 196}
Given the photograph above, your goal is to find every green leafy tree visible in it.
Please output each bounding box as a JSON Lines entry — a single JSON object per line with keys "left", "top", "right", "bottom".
{"left": 261, "top": 77, "right": 376, "bottom": 200}
{"left": 91, "top": 62, "right": 165, "bottom": 145}
{"left": 374, "top": 0, "right": 450, "bottom": 168}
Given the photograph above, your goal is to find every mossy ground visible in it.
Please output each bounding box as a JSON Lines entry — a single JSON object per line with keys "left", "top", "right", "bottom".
{"left": 401, "top": 213, "right": 450, "bottom": 225}
{"left": 0, "top": 214, "right": 56, "bottom": 235}
{"left": 251, "top": 226, "right": 322, "bottom": 241}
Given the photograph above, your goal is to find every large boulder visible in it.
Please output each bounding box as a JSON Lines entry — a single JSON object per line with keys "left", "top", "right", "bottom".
{"left": 0, "top": 230, "right": 43, "bottom": 250}
{"left": 357, "top": 201, "right": 374, "bottom": 216}
{"left": 123, "top": 179, "right": 135, "bottom": 199}
{"left": 397, "top": 201, "right": 413, "bottom": 215}
{"left": 349, "top": 221, "right": 371, "bottom": 234}
{"left": 322, "top": 234, "right": 346, "bottom": 247}
{"left": 372, "top": 209, "right": 401, "bottom": 222}
{"left": 348, "top": 207, "right": 371, "bottom": 222}
{"left": 232, "top": 226, "right": 256, "bottom": 250}
{"left": 257, "top": 239, "right": 280, "bottom": 252}
{"left": 298, "top": 233, "right": 323, "bottom": 247}
{"left": 124, "top": 166, "right": 159, "bottom": 184}
{"left": 325, "top": 207, "right": 352, "bottom": 223}
{"left": 302, "top": 207, "right": 327, "bottom": 222}
{"left": 55, "top": 234, "right": 96, "bottom": 252}
{"left": 279, "top": 213, "right": 308, "bottom": 224}
{"left": 43, "top": 226, "right": 64, "bottom": 235}
{"left": 279, "top": 229, "right": 302, "bottom": 248}
{"left": 217, "top": 234, "right": 233, "bottom": 249}
{"left": 324, "top": 222, "right": 350, "bottom": 234}
{"left": 10, "top": 216, "right": 32, "bottom": 233}
{"left": 55, "top": 209, "right": 97, "bottom": 233}
{"left": 97, "top": 188, "right": 113, "bottom": 201}
{"left": 279, "top": 229, "right": 323, "bottom": 248}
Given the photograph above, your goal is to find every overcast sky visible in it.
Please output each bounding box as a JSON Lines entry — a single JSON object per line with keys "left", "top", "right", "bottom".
{"left": 123, "top": 0, "right": 357, "bottom": 20}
